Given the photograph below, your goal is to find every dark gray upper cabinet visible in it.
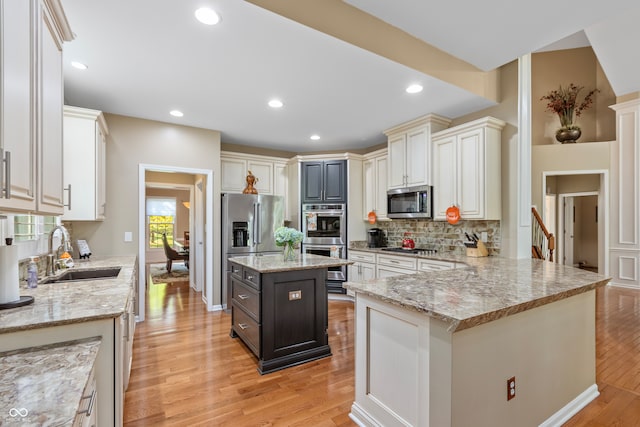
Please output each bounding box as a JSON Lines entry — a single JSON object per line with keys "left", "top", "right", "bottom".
{"left": 301, "top": 160, "right": 347, "bottom": 203}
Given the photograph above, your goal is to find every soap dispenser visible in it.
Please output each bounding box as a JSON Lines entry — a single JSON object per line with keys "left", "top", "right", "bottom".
{"left": 27, "top": 257, "right": 39, "bottom": 289}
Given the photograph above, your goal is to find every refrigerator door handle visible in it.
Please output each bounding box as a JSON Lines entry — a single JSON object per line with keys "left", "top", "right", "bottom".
{"left": 255, "top": 202, "right": 262, "bottom": 245}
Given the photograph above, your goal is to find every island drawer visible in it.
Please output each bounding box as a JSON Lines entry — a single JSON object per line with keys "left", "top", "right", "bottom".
{"left": 233, "top": 307, "right": 260, "bottom": 357}
{"left": 232, "top": 279, "right": 260, "bottom": 320}
{"left": 377, "top": 254, "right": 417, "bottom": 270}
{"left": 243, "top": 267, "right": 261, "bottom": 289}
{"left": 229, "top": 262, "right": 242, "bottom": 278}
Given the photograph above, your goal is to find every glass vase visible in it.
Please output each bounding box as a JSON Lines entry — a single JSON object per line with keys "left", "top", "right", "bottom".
{"left": 283, "top": 243, "right": 297, "bottom": 261}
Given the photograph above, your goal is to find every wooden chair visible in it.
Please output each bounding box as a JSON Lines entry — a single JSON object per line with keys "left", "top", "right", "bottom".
{"left": 161, "top": 233, "right": 189, "bottom": 273}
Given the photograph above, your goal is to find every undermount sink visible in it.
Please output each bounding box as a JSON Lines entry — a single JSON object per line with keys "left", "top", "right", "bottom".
{"left": 41, "top": 267, "right": 122, "bottom": 284}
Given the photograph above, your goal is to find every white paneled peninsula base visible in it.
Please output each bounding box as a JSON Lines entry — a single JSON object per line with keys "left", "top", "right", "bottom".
{"left": 343, "top": 258, "right": 609, "bottom": 427}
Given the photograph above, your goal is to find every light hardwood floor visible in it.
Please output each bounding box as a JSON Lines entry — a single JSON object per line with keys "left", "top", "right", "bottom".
{"left": 124, "top": 280, "right": 640, "bottom": 426}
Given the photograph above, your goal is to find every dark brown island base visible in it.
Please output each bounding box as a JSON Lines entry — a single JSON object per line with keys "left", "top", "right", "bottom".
{"left": 228, "top": 253, "right": 352, "bottom": 374}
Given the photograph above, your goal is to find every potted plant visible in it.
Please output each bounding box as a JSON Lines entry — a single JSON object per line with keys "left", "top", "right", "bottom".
{"left": 274, "top": 226, "right": 303, "bottom": 261}
{"left": 540, "top": 83, "right": 599, "bottom": 143}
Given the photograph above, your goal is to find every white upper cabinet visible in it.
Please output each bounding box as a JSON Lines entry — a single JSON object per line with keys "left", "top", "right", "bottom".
{"left": 432, "top": 117, "right": 505, "bottom": 220}
{"left": 220, "top": 153, "right": 278, "bottom": 195}
{"left": 0, "top": 0, "right": 37, "bottom": 211}
{"left": 63, "top": 106, "right": 109, "bottom": 221}
{"left": 0, "top": 0, "right": 72, "bottom": 214}
{"left": 385, "top": 114, "right": 451, "bottom": 190}
{"left": 363, "top": 149, "right": 388, "bottom": 221}
{"left": 220, "top": 152, "right": 290, "bottom": 220}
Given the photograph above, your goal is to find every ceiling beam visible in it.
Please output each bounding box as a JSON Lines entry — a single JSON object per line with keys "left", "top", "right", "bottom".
{"left": 246, "top": 0, "right": 499, "bottom": 103}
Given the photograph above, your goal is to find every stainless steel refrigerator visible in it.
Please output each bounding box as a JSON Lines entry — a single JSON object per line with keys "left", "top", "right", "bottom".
{"left": 221, "top": 193, "right": 284, "bottom": 308}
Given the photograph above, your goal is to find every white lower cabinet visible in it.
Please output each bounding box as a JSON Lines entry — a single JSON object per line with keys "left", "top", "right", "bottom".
{"left": 348, "top": 250, "right": 459, "bottom": 283}
{"left": 348, "top": 250, "right": 376, "bottom": 282}
{"left": 376, "top": 265, "right": 415, "bottom": 278}
{"left": 73, "top": 363, "right": 98, "bottom": 427}
{"left": 418, "top": 259, "right": 458, "bottom": 272}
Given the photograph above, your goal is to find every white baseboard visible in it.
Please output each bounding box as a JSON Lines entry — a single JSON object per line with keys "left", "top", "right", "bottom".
{"left": 539, "top": 384, "right": 599, "bottom": 427}
{"left": 349, "top": 403, "right": 381, "bottom": 427}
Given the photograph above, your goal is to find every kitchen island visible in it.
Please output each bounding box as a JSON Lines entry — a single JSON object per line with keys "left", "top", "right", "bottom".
{"left": 343, "top": 257, "right": 610, "bottom": 427}
{"left": 0, "top": 255, "right": 137, "bottom": 427}
{"left": 228, "top": 253, "right": 352, "bottom": 374}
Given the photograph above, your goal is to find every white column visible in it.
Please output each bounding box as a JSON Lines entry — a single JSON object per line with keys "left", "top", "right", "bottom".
{"left": 516, "top": 54, "right": 533, "bottom": 258}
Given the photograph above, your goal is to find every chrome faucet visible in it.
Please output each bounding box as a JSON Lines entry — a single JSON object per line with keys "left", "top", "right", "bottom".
{"left": 47, "top": 225, "right": 72, "bottom": 276}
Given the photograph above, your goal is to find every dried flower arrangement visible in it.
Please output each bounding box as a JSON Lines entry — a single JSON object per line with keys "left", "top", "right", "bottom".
{"left": 540, "top": 83, "right": 599, "bottom": 129}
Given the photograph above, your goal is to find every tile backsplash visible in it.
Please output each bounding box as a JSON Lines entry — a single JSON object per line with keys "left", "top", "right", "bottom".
{"left": 368, "top": 219, "right": 501, "bottom": 256}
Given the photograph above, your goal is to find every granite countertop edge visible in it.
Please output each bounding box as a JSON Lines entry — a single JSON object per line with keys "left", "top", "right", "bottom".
{"left": 0, "top": 336, "right": 102, "bottom": 426}
{"left": 344, "top": 257, "right": 611, "bottom": 333}
{"left": 229, "top": 253, "right": 353, "bottom": 273}
{"left": 0, "top": 255, "right": 137, "bottom": 334}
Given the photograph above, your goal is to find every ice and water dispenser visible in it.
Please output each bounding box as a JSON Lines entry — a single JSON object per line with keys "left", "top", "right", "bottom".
{"left": 232, "top": 222, "right": 248, "bottom": 247}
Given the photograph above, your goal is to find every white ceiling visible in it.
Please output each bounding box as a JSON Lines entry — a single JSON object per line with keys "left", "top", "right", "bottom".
{"left": 61, "top": 0, "right": 640, "bottom": 152}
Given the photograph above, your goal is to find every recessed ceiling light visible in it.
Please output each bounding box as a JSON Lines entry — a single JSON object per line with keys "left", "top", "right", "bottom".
{"left": 406, "top": 84, "right": 423, "bottom": 94}
{"left": 71, "top": 61, "right": 88, "bottom": 70}
{"left": 310, "top": 135, "right": 320, "bottom": 141}
{"left": 170, "top": 110, "right": 184, "bottom": 117}
{"left": 268, "top": 99, "right": 284, "bottom": 108}
{"left": 195, "top": 7, "right": 220, "bottom": 25}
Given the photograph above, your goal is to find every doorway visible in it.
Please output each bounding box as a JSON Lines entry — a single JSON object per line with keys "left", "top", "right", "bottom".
{"left": 137, "top": 164, "right": 215, "bottom": 322}
{"left": 558, "top": 193, "right": 599, "bottom": 270}
{"left": 541, "top": 170, "right": 609, "bottom": 275}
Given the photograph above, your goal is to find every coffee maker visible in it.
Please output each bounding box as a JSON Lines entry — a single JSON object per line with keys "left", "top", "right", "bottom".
{"left": 367, "top": 228, "right": 385, "bottom": 248}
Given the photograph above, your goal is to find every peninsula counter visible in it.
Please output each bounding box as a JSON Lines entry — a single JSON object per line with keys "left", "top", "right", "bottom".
{"left": 343, "top": 257, "right": 610, "bottom": 427}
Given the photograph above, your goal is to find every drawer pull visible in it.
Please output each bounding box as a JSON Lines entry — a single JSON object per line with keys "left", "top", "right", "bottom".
{"left": 238, "top": 323, "right": 249, "bottom": 330}
{"left": 237, "top": 294, "right": 249, "bottom": 300}
{"left": 246, "top": 274, "right": 254, "bottom": 280}
{"left": 77, "top": 389, "right": 96, "bottom": 416}
{"left": 391, "top": 260, "right": 400, "bottom": 264}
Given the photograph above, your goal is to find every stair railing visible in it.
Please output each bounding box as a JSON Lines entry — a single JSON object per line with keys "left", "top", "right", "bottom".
{"left": 531, "top": 207, "right": 555, "bottom": 262}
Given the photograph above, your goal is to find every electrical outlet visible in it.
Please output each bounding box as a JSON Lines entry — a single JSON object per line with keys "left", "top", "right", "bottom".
{"left": 507, "top": 376, "right": 516, "bottom": 401}
{"left": 288, "top": 290, "right": 302, "bottom": 301}
{"left": 481, "top": 231, "right": 488, "bottom": 242}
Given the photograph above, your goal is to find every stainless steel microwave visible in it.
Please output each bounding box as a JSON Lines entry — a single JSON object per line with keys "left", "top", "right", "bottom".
{"left": 387, "top": 185, "right": 432, "bottom": 219}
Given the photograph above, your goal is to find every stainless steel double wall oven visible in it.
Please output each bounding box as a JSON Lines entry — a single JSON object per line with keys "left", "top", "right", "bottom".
{"left": 301, "top": 203, "right": 347, "bottom": 290}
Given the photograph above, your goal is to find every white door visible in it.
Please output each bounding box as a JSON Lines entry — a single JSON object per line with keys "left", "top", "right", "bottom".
{"left": 195, "top": 178, "right": 205, "bottom": 292}
{"left": 563, "top": 197, "right": 575, "bottom": 266}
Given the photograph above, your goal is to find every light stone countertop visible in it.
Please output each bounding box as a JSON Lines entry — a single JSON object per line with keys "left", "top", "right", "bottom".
{"left": 229, "top": 253, "right": 353, "bottom": 273}
{"left": 0, "top": 336, "right": 101, "bottom": 427}
{"left": 343, "top": 256, "right": 610, "bottom": 332}
{"left": 0, "top": 255, "right": 137, "bottom": 334}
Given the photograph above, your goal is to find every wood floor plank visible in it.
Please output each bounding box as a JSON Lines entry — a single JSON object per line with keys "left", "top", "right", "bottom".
{"left": 125, "top": 279, "right": 640, "bottom": 426}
